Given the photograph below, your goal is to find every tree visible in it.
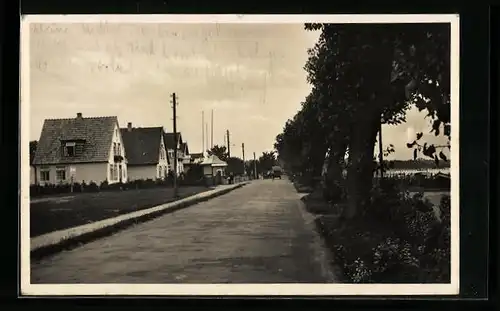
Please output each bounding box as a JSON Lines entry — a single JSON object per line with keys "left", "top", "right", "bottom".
{"left": 226, "top": 157, "right": 245, "bottom": 175}
{"left": 207, "top": 144, "right": 228, "bottom": 162}
{"left": 258, "top": 151, "right": 277, "bottom": 173}
{"left": 406, "top": 131, "right": 450, "bottom": 167}
{"left": 29, "top": 140, "right": 38, "bottom": 165}
{"left": 280, "top": 23, "right": 451, "bottom": 220}
{"left": 245, "top": 159, "right": 260, "bottom": 178}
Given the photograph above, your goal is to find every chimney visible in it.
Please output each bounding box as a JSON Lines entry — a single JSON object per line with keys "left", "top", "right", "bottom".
{"left": 127, "top": 122, "right": 132, "bottom": 131}
{"left": 76, "top": 112, "right": 82, "bottom": 119}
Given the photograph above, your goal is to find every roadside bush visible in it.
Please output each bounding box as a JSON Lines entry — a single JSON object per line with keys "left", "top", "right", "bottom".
{"left": 86, "top": 181, "right": 99, "bottom": 192}
{"left": 30, "top": 175, "right": 200, "bottom": 197}
{"left": 72, "top": 182, "right": 83, "bottom": 193}
{"left": 323, "top": 180, "right": 451, "bottom": 283}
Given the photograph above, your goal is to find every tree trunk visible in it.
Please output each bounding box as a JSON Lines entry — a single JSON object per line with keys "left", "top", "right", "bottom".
{"left": 323, "top": 140, "right": 348, "bottom": 203}
{"left": 343, "top": 113, "right": 380, "bottom": 220}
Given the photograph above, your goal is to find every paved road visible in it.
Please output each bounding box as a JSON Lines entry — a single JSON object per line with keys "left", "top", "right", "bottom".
{"left": 31, "top": 178, "right": 337, "bottom": 283}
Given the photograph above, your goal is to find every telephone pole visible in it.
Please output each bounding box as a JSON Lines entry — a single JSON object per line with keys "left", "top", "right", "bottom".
{"left": 253, "top": 152, "right": 257, "bottom": 179}
{"left": 206, "top": 123, "right": 209, "bottom": 152}
{"left": 202, "top": 111, "right": 205, "bottom": 155}
{"left": 211, "top": 109, "right": 214, "bottom": 148}
{"left": 171, "top": 92, "right": 178, "bottom": 197}
{"left": 226, "top": 130, "right": 231, "bottom": 158}
{"left": 241, "top": 143, "right": 245, "bottom": 176}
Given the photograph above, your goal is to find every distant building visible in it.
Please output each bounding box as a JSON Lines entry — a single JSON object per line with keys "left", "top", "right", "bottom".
{"left": 120, "top": 123, "right": 169, "bottom": 181}
{"left": 163, "top": 132, "right": 185, "bottom": 176}
{"left": 200, "top": 154, "right": 228, "bottom": 177}
{"left": 32, "top": 113, "right": 128, "bottom": 185}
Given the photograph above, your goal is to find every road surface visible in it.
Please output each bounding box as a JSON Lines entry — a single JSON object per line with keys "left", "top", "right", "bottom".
{"left": 31, "top": 178, "right": 337, "bottom": 283}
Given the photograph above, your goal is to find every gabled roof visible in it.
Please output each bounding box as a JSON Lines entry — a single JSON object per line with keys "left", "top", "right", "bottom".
{"left": 200, "top": 155, "right": 227, "bottom": 167}
{"left": 33, "top": 116, "right": 118, "bottom": 165}
{"left": 121, "top": 127, "right": 165, "bottom": 165}
{"left": 163, "top": 132, "right": 183, "bottom": 150}
{"left": 181, "top": 142, "right": 189, "bottom": 155}
{"left": 190, "top": 152, "right": 204, "bottom": 160}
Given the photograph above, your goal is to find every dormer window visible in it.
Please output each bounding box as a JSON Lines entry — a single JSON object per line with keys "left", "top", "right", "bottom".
{"left": 64, "top": 142, "right": 76, "bottom": 157}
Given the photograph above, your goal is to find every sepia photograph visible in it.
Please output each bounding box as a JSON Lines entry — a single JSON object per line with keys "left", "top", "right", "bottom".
{"left": 20, "top": 14, "right": 459, "bottom": 296}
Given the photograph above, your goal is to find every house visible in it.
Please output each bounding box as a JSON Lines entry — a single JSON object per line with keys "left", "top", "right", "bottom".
{"left": 200, "top": 154, "right": 228, "bottom": 177}
{"left": 189, "top": 152, "right": 205, "bottom": 164}
{"left": 32, "top": 113, "right": 128, "bottom": 185}
{"left": 180, "top": 142, "right": 191, "bottom": 173}
{"left": 163, "top": 132, "right": 185, "bottom": 176}
{"left": 120, "top": 123, "right": 170, "bottom": 181}
{"left": 183, "top": 151, "right": 204, "bottom": 174}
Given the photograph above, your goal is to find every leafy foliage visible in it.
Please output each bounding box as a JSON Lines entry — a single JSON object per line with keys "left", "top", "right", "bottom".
{"left": 406, "top": 131, "right": 450, "bottom": 167}
{"left": 245, "top": 159, "right": 260, "bottom": 178}
{"left": 206, "top": 144, "right": 228, "bottom": 162}
{"left": 30, "top": 140, "right": 38, "bottom": 165}
{"left": 258, "top": 151, "right": 278, "bottom": 173}
{"left": 226, "top": 157, "right": 245, "bottom": 175}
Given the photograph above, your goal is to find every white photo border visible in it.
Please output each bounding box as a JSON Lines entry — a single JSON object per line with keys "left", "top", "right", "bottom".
{"left": 20, "top": 14, "right": 460, "bottom": 296}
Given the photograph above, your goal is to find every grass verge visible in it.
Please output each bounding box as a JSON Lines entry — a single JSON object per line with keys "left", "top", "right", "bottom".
{"left": 30, "top": 186, "right": 209, "bottom": 237}
{"left": 31, "top": 183, "right": 248, "bottom": 261}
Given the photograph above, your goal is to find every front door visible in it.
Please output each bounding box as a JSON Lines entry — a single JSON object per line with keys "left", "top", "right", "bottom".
{"left": 119, "top": 164, "right": 122, "bottom": 182}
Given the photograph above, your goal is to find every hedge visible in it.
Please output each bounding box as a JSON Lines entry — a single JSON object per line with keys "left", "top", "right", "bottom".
{"left": 29, "top": 176, "right": 207, "bottom": 198}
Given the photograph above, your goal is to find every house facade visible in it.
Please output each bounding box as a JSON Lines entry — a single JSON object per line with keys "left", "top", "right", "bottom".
{"left": 183, "top": 152, "right": 203, "bottom": 174}
{"left": 163, "top": 132, "right": 186, "bottom": 176}
{"left": 32, "top": 113, "right": 128, "bottom": 185}
{"left": 180, "top": 142, "right": 191, "bottom": 173}
{"left": 120, "top": 123, "right": 170, "bottom": 181}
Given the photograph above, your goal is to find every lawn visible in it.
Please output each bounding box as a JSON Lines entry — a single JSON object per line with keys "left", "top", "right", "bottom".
{"left": 30, "top": 186, "right": 210, "bottom": 237}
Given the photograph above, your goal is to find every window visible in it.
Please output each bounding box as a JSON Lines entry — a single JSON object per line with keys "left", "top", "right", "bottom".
{"left": 109, "top": 164, "right": 114, "bottom": 181}
{"left": 117, "top": 143, "right": 121, "bottom": 156}
{"left": 40, "top": 168, "right": 50, "bottom": 182}
{"left": 158, "top": 166, "right": 162, "bottom": 178}
{"left": 56, "top": 166, "right": 66, "bottom": 181}
{"left": 64, "top": 142, "right": 76, "bottom": 157}
{"left": 113, "top": 142, "right": 117, "bottom": 156}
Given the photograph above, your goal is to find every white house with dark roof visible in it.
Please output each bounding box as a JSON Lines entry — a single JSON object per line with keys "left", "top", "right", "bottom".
{"left": 120, "top": 123, "right": 170, "bottom": 181}
{"left": 32, "top": 113, "right": 128, "bottom": 185}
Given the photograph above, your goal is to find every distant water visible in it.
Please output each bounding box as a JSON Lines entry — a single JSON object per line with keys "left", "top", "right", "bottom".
{"left": 385, "top": 168, "right": 451, "bottom": 176}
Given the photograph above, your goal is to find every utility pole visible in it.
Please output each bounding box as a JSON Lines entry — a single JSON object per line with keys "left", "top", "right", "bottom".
{"left": 206, "top": 123, "right": 209, "bottom": 153}
{"left": 226, "top": 129, "right": 231, "bottom": 158}
{"left": 211, "top": 109, "right": 214, "bottom": 148}
{"left": 253, "top": 152, "right": 257, "bottom": 179}
{"left": 171, "top": 92, "right": 178, "bottom": 197}
{"left": 202, "top": 111, "right": 205, "bottom": 155}
{"left": 242, "top": 143, "right": 245, "bottom": 176}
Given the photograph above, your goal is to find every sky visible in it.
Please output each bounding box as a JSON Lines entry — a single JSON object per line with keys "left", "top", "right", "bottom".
{"left": 28, "top": 22, "right": 449, "bottom": 160}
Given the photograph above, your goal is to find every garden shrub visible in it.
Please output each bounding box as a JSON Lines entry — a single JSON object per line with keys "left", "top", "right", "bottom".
{"left": 86, "top": 181, "right": 99, "bottom": 192}
{"left": 328, "top": 182, "right": 451, "bottom": 283}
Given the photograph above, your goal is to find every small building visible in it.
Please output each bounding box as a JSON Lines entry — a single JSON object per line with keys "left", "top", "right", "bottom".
{"left": 200, "top": 154, "right": 228, "bottom": 178}
{"left": 120, "top": 123, "right": 170, "bottom": 181}
{"left": 32, "top": 113, "right": 128, "bottom": 185}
